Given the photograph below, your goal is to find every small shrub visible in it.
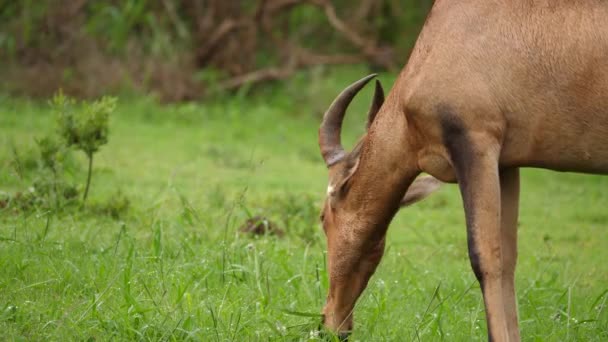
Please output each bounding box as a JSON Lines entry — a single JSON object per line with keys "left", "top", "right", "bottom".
{"left": 34, "top": 135, "right": 66, "bottom": 208}
{"left": 35, "top": 135, "right": 62, "bottom": 172}
{"left": 10, "top": 188, "right": 40, "bottom": 212}
{"left": 2, "top": 136, "right": 79, "bottom": 213}
{"left": 0, "top": 192, "right": 8, "bottom": 209}
{"left": 62, "top": 184, "right": 79, "bottom": 202}
{"left": 8, "top": 143, "right": 38, "bottom": 179}
{"left": 6, "top": 91, "right": 123, "bottom": 216}
{"left": 53, "top": 91, "right": 115, "bottom": 205}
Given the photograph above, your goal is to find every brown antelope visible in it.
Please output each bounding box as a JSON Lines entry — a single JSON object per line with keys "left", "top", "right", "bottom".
{"left": 317, "top": 1, "right": 608, "bottom": 341}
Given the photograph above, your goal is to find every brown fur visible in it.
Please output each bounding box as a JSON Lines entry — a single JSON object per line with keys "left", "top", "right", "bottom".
{"left": 318, "top": 1, "right": 608, "bottom": 341}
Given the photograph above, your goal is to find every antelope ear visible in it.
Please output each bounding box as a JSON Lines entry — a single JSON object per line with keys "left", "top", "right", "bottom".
{"left": 327, "top": 156, "right": 360, "bottom": 199}
{"left": 366, "top": 80, "right": 385, "bottom": 129}
{"left": 400, "top": 176, "right": 443, "bottom": 207}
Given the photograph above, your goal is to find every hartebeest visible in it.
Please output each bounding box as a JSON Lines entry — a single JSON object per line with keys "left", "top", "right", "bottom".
{"left": 317, "top": 1, "right": 608, "bottom": 341}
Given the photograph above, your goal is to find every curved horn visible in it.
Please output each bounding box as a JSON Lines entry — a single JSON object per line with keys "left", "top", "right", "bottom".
{"left": 319, "top": 74, "right": 377, "bottom": 166}
{"left": 366, "top": 80, "right": 385, "bottom": 129}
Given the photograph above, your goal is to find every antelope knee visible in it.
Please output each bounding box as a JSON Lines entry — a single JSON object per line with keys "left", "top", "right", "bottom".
{"left": 468, "top": 240, "right": 502, "bottom": 285}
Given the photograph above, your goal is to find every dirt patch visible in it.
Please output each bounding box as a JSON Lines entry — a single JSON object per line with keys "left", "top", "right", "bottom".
{"left": 238, "top": 216, "right": 285, "bottom": 238}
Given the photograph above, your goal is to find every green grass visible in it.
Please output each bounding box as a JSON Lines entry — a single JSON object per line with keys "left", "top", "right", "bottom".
{"left": 1, "top": 72, "right": 607, "bottom": 341}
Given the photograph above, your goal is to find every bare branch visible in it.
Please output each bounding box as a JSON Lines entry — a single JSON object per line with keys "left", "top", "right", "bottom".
{"left": 311, "top": 0, "right": 395, "bottom": 69}
{"left": 207, "top": 0, "right": 397, "bottom": 91}
{"left": 196, "top": 19, "right": 248, "bottom": 67}
{"left": 354, "top": 0, "right": 381, "bottom": 22}
{"left": 218, "top": 50, "right": 365, "bottom": 91}
{"left": 218, "top": 67, "right": 291, "bottom": 90}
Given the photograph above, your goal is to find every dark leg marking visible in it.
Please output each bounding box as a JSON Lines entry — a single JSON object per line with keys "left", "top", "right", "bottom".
{"left": 439, "top": 104, "right": 499, "bottom": 342}
{"left": 438, "top": 104, "right": 484, "bottom": 284}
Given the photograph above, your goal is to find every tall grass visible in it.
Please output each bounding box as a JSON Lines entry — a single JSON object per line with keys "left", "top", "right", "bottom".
{"left": 1, "top": 76, "right": 607, "bottom": 340}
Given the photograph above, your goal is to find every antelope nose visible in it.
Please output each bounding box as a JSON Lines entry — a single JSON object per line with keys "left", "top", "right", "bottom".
{"left": 337, "top": 332, "right": 351, "bottom": 341}
{"left": 317, "top": 322, "right": 351, "bottom": 341}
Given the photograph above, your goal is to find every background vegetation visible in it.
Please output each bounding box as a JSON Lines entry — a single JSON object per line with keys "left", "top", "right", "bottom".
{"left": 0, "top": 0, "right": 431, "bottom": 101}
{"left": 1, "top": 1, "right": 607, "bottom": 341}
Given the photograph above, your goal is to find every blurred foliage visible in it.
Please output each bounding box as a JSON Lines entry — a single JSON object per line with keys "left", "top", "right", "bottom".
{"left": 89, "top": 189, "right": 131, "bottom": 219}
{"left": 3, "top": 92, "right": 121, "bottom": 213}
{"left": 54, "top": 92, "right": 113, "bottom": 157}
{"left": 0, "top": 0, "right": 432, "bottom": 102}
{"left": 52, "top": 92, "right": 115, "bottom": 204}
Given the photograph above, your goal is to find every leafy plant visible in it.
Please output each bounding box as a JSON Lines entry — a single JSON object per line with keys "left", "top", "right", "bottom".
{"left": 3, "top": 93, "right": 123, "bottom": 216}
{"left": 34, "top": 135, "right": 63, "bottom": 208}
{"left": 4, "top": 136, "right": 79, "bottom": 212}
{"left": 53, "top": 91, "right": 116, "bottom": 205}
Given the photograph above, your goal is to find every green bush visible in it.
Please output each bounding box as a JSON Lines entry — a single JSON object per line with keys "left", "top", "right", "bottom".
{"left": 4, "top": 92, "right": 125, "bottom": 217}
{"left": 53, "top": 91, "right": 115, "bottom": 204}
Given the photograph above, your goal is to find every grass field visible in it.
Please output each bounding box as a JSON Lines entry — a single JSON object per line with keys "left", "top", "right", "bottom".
{"left": 1, "top": 71, "right": 607, "bottom": 341}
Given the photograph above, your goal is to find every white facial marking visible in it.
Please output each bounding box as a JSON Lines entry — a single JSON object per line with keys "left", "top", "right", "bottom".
{"left": 327, "top": 184, "right": 335, "bottom": 196}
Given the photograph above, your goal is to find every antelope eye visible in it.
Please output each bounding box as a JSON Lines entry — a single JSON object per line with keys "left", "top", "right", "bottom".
{"left": 319, "top": 208, "right": 326, "bottom": 222}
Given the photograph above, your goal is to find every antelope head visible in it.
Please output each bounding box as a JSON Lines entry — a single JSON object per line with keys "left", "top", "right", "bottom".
{"left": 318, "top": 74, "right": 442, "bottom": 338}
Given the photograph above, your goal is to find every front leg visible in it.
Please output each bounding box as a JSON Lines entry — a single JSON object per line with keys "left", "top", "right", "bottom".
{"left": 445, "top": 132, "right": 509, "bottom": 341}
{"left": 462, "top": 155, "right": 508, "bottom": 341}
